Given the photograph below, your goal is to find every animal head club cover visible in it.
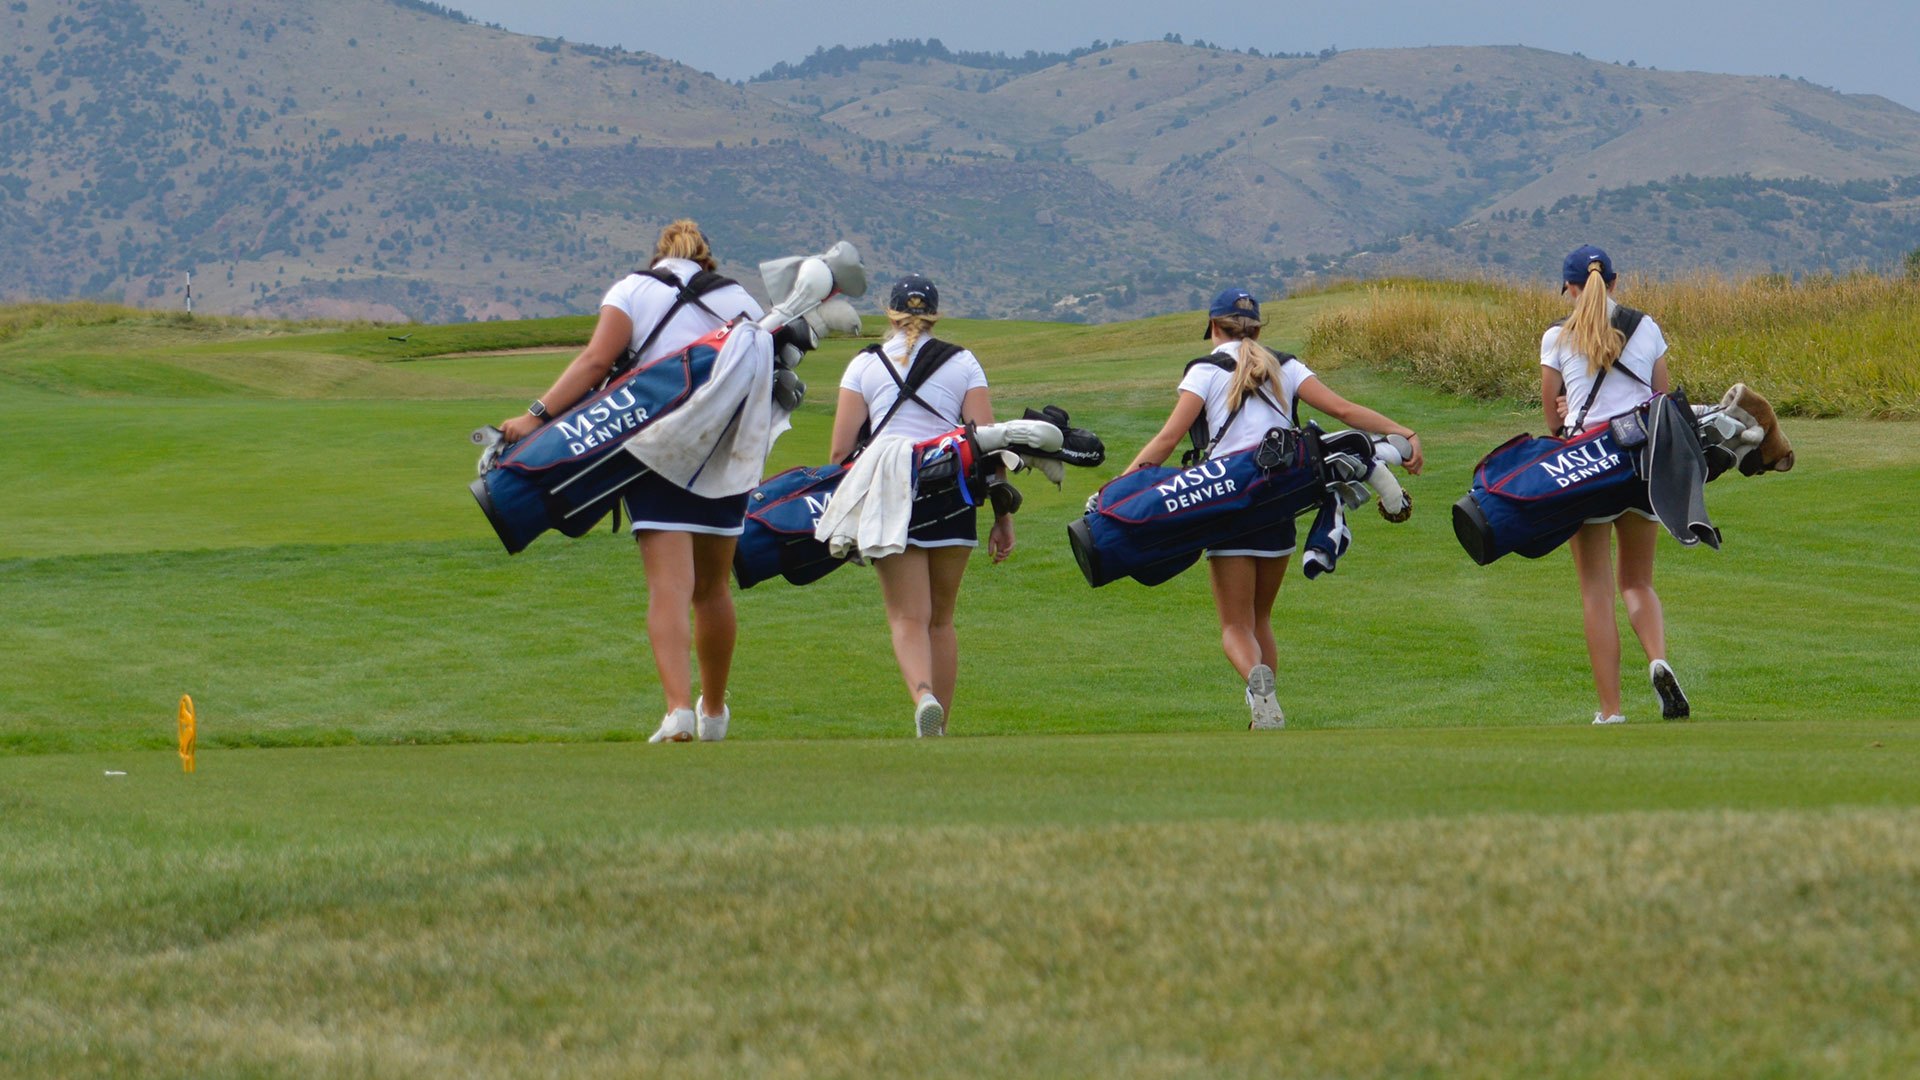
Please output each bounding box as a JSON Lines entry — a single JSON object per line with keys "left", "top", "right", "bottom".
{"left": 178, "top": 694, "right": 196, "bottom": 774}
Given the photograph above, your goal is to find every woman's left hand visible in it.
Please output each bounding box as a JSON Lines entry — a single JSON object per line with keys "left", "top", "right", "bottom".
{"left": 500, "top": 412, "right": 543, "bottom": 442}
{"left": 988, "top": 514, "right": 1016, "bottom": 563}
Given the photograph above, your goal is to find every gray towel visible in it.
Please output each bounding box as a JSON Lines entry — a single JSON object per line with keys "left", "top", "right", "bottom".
{"left": 1644, "top": 393, "right": 1720, "bottom": 550}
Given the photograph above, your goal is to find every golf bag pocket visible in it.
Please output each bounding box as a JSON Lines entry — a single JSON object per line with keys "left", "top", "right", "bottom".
{"left": 1609, "top": 410, "right": 1648, "bottom": 451}
{"left": 1068, "top": 447, "right": 1323, "bottom": 587}
{"left": 1452, "top": 426, "right": 1642, "bottom": 565}
{"left": 734, "top": 465, "right": 848, "bottom": 588}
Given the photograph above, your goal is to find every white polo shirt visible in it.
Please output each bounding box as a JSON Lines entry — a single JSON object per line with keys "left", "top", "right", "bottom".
{"left": 839, "top": 331, "right": 989, "bottom": 443}
{"left": 1541, "top": 302, "right": 1666, "bottom": 427}
{"left": 1176, "top": 340, "right": 1316, "bottom": 458}
{"left": 599, "top": 257, "right": 763, "bottom": 364}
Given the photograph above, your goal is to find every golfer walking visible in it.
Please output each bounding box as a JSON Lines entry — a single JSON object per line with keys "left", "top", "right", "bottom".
{"left": 1540, "top": 245, "right": 1690, "bottom": 725}
{"left": 1125, "top": 287, "right": 1424, "bottom": 729}
{"left": 499, "top": 220, "right": 762, "bottom": 743}
{"left": 827, "top": 275, "right": 1015, "bottom": 736}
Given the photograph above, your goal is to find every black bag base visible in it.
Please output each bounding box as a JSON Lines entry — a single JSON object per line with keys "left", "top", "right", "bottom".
{"left": 1452, "top": 494, "right": 1497, "bottom": 567}
{"left": 1066, "top": 516, "right": 1102, "bottom": 586}
{"left": 472, "top": 474, "right": 543, "bottom": 555}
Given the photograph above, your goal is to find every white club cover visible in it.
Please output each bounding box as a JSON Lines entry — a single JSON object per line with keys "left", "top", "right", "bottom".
{"left": 1367, "top": 462, "right": 1410, "bottom": 519}
{"left": 972, "top": 419, "right": 1065, "bottom": 457}
{"left": 758, "top": 241, "right": 869, "bottom": 333}
{"left": 815, "top": 296, "right": 864, "bottom": 336}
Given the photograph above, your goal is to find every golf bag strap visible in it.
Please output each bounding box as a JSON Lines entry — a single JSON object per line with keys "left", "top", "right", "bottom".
{"left": 609, "top": 267, "right": 738, "bottom": 378}
{"left": 849, "top": 339, "right": 966, "bottom": 462}
{"left": 1559, "top": 307, "right": 1652, "bottom": 436}
{"left": 1181, "top": 355, "right": 1294, "bottom": 465}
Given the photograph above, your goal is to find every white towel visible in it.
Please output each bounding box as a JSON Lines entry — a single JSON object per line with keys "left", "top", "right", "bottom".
{"left": 814, "top": 436, "right": 917, "bottom": 560}
{"left": 621, "top": 322, "right": 793, "bottom": 498}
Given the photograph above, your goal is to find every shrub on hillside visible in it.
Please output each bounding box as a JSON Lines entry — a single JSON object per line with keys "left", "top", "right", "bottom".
{"left": 1305, "top": 274, "right": 1920, "bottom": 418}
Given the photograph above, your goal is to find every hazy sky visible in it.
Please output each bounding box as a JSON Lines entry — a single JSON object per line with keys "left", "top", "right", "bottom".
{"left": 448, "top": 0, "right": 1920, "bottom": 112}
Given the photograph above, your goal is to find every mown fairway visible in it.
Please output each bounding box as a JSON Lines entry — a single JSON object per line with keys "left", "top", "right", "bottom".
{"left": 3, "top": 296, "right": 1917, "bottom": 1077}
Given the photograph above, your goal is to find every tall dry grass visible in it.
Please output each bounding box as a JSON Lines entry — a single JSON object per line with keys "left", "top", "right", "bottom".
{"left": 1306, "top": 273, "right": 1920, "bottom": 418}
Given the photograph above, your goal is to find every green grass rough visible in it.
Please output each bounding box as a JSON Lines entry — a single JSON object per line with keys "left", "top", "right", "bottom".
{"left": 3, "top": 297, "right": 1915, "bottom": 1077}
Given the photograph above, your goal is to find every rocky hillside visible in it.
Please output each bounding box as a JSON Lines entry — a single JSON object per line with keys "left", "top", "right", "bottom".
{"left": 3, "top": 4, "right": 1918, "bottom": 323}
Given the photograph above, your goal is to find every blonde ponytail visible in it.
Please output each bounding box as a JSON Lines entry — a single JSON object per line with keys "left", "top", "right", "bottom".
{"left": 1562, "top": 263, "right": 1623, "bottom": 374}
{"left": 652, "top": 219, "right": 717, "bottom": 272}
{"left": 1212, "top": 314, "right": 1280, "bottom": 410}
{"left": 886, "top": 309, "right": 939, "bottom": 365}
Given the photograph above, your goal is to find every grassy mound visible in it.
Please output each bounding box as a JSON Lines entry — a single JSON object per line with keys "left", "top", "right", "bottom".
{"left": 1305, "top": 273, "right": 1920, "bottom": 418}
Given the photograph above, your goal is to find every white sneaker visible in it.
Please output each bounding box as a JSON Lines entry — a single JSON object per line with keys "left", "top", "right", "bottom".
{"left": 1592, "top": 712, "right": 1627, "bottom": 726}
{"left": 1650, "top": 660, "right": 1690, "bottom": 719}
{"left": 914, "top": 694, "right": 946, "bottom": 738}
{"left": 696, "top": 696, "right": 729, "bottom": 742}
{"left": 648, "top": 707, "right": 697, "bottom": 743}
{"left": 1247, "top": 664, "right": 1285, "bottom": 730}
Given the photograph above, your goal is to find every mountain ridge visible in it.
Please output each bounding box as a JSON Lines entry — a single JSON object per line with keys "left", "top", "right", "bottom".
{"left": 3, "top": 3, "right": 1917, "bottom": 323}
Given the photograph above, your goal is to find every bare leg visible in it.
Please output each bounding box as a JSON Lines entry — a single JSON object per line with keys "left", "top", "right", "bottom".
{"left": 1250, "top": 555, "right": 1290, "bottom": 671}
{"left": 873, "top": 548, "right": 936, "bottom": 705}
{"left": 1208, "top": 555, "right": 1262, "bottom": 679}
{"left": 1613, "top": 514, "right": 1667, "bottom": 663}
{"left": 689, "top": 533, "right": 739, "bottom": 717}
{"left": 924, "top": 546, "right": 972, "bottom": 715}
{"left": 1569, "top": 521, "right": 1623, "bottom": 716}
{"left": 636, "top": 529, "right": 696, "bottom": 713}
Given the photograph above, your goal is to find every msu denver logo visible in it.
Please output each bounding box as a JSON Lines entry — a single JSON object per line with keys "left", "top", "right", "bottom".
{"left": 1538, "top": 441, "right": 1622, "bottom": 488}
{"left": 1155, "top": 460, "right": 1237, "bottom": 511}
{"left": 555, "top": 387, "right": 650, "bottom": 456}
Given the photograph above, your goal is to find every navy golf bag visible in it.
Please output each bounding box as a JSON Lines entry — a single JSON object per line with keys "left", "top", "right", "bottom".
{"left": 470, "top": 327, "right": 732, "bottom": 554}
{"left": 1068, "top": 431, "right": 1325, "bottom": 587}
{"left": 733, "top": 464, "right": 850, "bottom": 588}
{"left": 733, "top": 430, "right": 983, "bottom": 588}
{"left": 1452, "top": 388, "right": 1723, "bottom": 565}
{"left": 1450, "top": 425, "right": 1642, "bottom": 565}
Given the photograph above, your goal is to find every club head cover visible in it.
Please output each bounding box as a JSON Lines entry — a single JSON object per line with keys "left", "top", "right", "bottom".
{"left": 815, "top": 296, "right": 864, "bottom": 335}
{"left": 1030, "top": 457, "right": 1064, "bottom": 486}
{"left": 1377, "top": 433, "right": 1414, "bottom": 467}
{"left": 982, "top": 418, "right": 1065, "bottom": 456}
{"left": 1722, "top": 382, "right": 1793, "bottom": 472}
{"left": 1020, "top": 406, "right": 1106, "bottom": 467}
{"left": 815, "top": 240, "right": 868, "bottom": 299}
{"left": 1368, "top": 462, "right": 1412, "bottom": 522}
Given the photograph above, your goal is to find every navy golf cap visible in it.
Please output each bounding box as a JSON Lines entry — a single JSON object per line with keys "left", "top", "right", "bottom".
{"left": 1201, "top": 287, "right": 1262, "bottom": 338}
{"left": 888, "top": 274, "right": 939, "bottom": 315}
{"left": 1562, "top": 245, "right": 1617, "bottom": 290}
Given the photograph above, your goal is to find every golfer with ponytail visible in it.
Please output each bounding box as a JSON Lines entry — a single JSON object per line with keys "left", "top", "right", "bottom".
{"left": 1126, "top": 288, "right": 1424, "bottom": 729}
{"left": 1540, "top": 245, "right": 1690, "bottom": 725}
{"left": 828, "top": 275, "right": 1014, "bottom": 736}
{"left": 499, "top": 220, "right": 762, "bottom": 744}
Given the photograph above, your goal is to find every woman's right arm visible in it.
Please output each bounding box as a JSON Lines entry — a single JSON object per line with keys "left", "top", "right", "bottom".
{"left": 827, "top": 388, "right": 870, "bottom": 466}
{"left": 1125, "top": 391, "right": 1206, "bottom": 472}
{"left": 499, "top": 306, "right": 633, "bottom": 441}
{"left": 1541, "top": 367, "right": 1566, "bottom": 434}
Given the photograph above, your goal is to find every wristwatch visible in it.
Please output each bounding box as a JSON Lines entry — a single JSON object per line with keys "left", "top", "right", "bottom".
{"left": 527, "top": 399, "right": 550, "bottom": 419}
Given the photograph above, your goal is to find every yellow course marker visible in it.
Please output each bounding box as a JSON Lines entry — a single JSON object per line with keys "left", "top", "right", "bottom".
{"left": 178, "top": 695, "right": 196, "bottom": 773}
